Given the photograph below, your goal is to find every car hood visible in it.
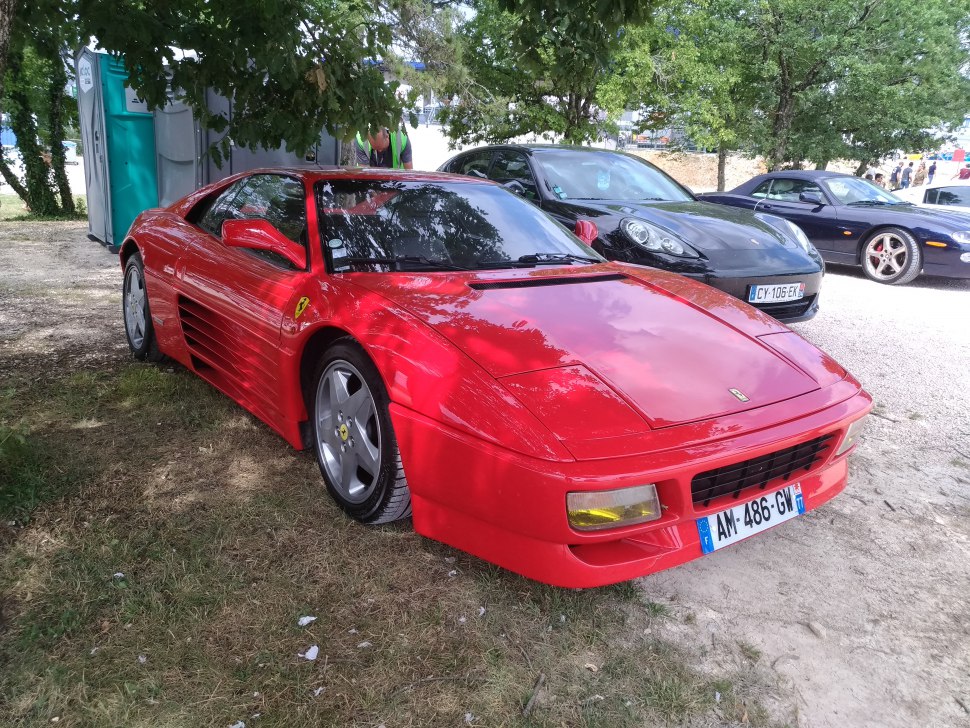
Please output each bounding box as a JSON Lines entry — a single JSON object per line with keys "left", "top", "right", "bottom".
{"left": 561, "top": 199, "right": 799, "bottom": 251}
{"left": 353, "top": 266, "right": 822, "bottom": 429}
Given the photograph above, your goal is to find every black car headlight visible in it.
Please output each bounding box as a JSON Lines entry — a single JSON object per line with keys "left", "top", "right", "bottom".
{"left": 755, "top": 213, "right": 815, "bottom": 253}
{"left": 620, "top": 218, "right": 699, "bottom": 258}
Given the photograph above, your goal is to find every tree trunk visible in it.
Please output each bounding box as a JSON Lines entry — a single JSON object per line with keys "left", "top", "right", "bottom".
{"left": 0, "top": 0, "right": 16, "bottom": 100}
{"left": 815, "top": 160, "right": 828, "bottom": 171}
{"left": 854, "top": 159, "right": 871, "bottom": 176}
{"left": 47, "top": 49, "right": 75, "bottom": 214}
{"left": 717, "top": 144, "right": 727, "bottom": 192}
{"left": 6, "top": 47, "right": 60, "bottom": 215}
{"left": 0, "top": 0, "right": 18, "bottom": 216}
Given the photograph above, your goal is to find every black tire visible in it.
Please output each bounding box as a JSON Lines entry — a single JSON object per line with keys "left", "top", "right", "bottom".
{"left": 860, "top": 227, "right": 922, "bottom": 285}
{"left": 310, "top": 338, "right": 411, "bottom": 524}
{"left": 122, "top": 251, "right": 163, "bottom": 361}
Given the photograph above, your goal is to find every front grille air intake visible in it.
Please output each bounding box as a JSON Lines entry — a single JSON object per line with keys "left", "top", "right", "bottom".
{"left": 691, "top": 433, "right": 835, "bottom": 506}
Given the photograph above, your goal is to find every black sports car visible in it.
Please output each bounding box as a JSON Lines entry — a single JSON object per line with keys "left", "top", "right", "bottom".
{"left": 439, "top": 145, "right": 825, "bottom": 322}
{"left": 699, "top": 171, "right": 970, "bottom": 285}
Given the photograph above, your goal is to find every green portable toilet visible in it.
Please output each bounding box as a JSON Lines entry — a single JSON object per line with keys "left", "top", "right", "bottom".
{"left": 76, "top": 48, "right": 159, "bottom": 249}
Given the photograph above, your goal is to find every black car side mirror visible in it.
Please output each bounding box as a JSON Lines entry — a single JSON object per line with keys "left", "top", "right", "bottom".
{"left": 503, "top": 180, "right": 527, "bottom": 197}
{"left": 799, "top": 191, "right": 824, "bottom": 206}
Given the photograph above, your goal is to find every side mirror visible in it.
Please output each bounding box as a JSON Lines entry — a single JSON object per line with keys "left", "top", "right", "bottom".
{"left": 574, "top": 219, "right": 598, "bottom": 245}
{"left": 222, "top": 218, "right": 307, "bottom": 270}
{"left": 799, "top": 191, "right": 825, "bottom": 206}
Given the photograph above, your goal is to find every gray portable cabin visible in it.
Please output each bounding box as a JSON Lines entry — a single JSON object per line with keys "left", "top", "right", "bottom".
{"left": 154, "top": 91, "right": 341, "bottom": 206}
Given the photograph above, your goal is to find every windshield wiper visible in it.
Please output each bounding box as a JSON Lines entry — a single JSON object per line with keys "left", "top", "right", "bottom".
{"left": 343, "top": 255, "right": 471, "bottom": 271}
{"left": 846, "top": 200, "right": 890, "bottom": 206}
{"left": 516, "top": 253, "right": 602, "bottom": 265}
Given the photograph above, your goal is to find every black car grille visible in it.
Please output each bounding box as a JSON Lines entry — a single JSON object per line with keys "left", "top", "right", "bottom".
{"left": 750, "top": 294, "right": 816, "bottom": 321}
{"left": 691, "top": 434, "right": 835, "bottom": 506}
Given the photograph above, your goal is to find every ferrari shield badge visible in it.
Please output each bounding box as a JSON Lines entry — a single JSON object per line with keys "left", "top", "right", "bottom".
{"left": 295, "top": 296, "right": 310, "bottom": 319}
{"left": 729, "top": 388, "right": 749, "bottom": 402}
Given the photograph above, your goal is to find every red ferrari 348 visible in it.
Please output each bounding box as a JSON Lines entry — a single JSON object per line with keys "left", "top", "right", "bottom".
{"left": 120, "top": 168, "right": 871, "bottom": 587}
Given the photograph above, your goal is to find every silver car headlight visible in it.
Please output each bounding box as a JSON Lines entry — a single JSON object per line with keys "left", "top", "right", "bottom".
{"left": 620, "top": 218, "right": 699, "bottom": 258}
{"left": 950, "top": 231, "right": 970, "bottom": 244}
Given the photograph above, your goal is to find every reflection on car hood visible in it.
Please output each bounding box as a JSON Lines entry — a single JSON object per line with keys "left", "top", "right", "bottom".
{"left": 562, "top": 199, "right": 797, "bottom": 251}
{"left": 861, "top": 203, "right": 970, "bottom": 229}
{"left": 354, "top": 266, "right": 821, "bottom": 429}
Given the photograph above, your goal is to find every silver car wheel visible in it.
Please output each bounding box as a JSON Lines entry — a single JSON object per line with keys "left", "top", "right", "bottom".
{"left": 863, "top": 233, "right": 909, "bottom": 281}
{"left": 123, "top": 264, "right": 147, "bottom": 349}
{"left": 314, "top": 359, "right": 382, "bottom": 504}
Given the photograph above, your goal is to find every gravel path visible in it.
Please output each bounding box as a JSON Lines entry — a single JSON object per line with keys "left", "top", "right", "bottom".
{"left": 643, "top": 266, "right": 970, "bottom": 728}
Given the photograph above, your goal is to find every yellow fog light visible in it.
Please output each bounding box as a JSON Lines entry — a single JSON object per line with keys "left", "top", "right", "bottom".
{"left": 835, "top": 416, "right": 867, "bottom": 457}
{"left": 567, "top": 484, "right": 662, "bottom": 531}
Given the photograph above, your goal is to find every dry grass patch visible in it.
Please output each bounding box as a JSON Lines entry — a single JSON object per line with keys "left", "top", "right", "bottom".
{"left": 1, "top": 360, "right": 788, "bottom": 727}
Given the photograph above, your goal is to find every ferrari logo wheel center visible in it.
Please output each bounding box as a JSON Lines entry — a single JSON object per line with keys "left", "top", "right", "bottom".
{"left": 339, "top": 423, "right": 349, "bottom": 442}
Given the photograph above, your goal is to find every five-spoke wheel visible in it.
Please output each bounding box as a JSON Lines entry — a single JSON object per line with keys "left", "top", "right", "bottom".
{"left": 311, "top": 340, "right": 411, "bottom": 524}
{"left": 122, "top": 251, "right": 162, "bottom": 360}
{"left": 861, "top": 227, "right": 921, "bottom": 285}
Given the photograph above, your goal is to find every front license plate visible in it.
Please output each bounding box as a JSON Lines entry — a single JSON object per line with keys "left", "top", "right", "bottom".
{"left": 748, "top": 282, "right": 805, "bottom": 304}
{"left": 696, "top": 484, "right": 805, "bottom": 554}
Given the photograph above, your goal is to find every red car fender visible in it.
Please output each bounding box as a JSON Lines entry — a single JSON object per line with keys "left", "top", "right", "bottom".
{"left": 282, "top": 278, "right": 573, "bottom": 462}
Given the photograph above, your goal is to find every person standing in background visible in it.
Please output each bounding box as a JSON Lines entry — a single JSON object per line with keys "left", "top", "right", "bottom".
{"left": 913, "top": 161, "right": 926, "bottom": 187}
{"left": 354, "top": 126, "right": 414, "bottom": 169}
{"left": 889, "top": 162, "right": 903, "bottom": 189}
{"left": 900, "top": 162, "right": 914, "bottom": 189}
{"left": 927, "top": 161, "right": 937, "bottom": 185}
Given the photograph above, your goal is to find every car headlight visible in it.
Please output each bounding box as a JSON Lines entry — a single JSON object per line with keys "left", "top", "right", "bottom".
{"left": 834, "top": 416, "right": 867, "bottom": 457}
{"left": 567, "top": 484, "right": 663, "bottom": 531}
{"left": 951, "top": 231, "right": 970, "bottom": 244}
{"left": 620, "top": 218, "right": 699, "bottom": 258}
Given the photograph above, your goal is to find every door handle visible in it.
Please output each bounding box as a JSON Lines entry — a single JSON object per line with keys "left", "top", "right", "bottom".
{"left": 760, "top": 203, "right": 774, "bottom": 210}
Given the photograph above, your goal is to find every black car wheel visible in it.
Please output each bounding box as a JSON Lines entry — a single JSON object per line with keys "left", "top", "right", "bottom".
{"left": 122, "top": 251, "right": 162, "bottom": 361}
{"left": 861, "top": 227, "right": 922, "bottom": 285}
{"left": 310, "top": 339, "right": 411, "bottom": 524}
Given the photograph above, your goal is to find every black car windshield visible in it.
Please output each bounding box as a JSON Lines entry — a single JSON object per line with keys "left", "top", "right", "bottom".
{"left": 315, "top": 179, "right": 603, "bottom": 272}
{"left": 824, "top": 177, "right": 906, "bottom": 205}
{"left": 533, "top": 149, "right": 693, "bottom": 202}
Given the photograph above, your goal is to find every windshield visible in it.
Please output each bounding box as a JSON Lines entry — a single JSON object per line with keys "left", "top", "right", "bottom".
{"left": 533, "top": 149, "right": 693, "bottom": 202}
{"left": 824, "top": 177, "right": 906, "bottom": 205}
{"left": 315, "top": 179, "right": 603, "bottom": 272}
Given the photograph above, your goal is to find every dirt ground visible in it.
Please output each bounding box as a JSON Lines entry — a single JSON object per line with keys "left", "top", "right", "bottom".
{"left": 2, "top": 222, "right": 969, "bottom": 727}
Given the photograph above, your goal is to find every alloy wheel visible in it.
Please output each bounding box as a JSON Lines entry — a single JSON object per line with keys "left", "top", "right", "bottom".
{"left": 314, "top": 360, "right": 382, "bottom": 504}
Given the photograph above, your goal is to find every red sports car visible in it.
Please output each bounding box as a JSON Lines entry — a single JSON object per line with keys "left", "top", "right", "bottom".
{"left": 120, "top": 168, "right": 872, "bottom": 588}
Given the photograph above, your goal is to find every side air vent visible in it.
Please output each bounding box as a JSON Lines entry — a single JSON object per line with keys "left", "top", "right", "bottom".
{"left": 468, "top": 273, "right": 626, "bottom": 291}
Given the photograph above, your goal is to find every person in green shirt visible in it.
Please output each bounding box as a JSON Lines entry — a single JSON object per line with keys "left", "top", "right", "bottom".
{"left": 354, "top": 127, "right": 413, "bottom": 169}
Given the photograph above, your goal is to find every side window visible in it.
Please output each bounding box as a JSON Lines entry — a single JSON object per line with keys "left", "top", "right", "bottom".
{"left": 488, "top": 151, "right": 539, "bottom": 200}
{"left": 453, "top": 151, "right": 493, "bottom": 178}
{"left": 195, "top": 179, "right": 247, "bottom": 237}
{"left": 766, "top": 178, "right": 823, "bottom": 203}
{"left": 924, "top": 189, "right": 938, "bottom": 204}
{"left": 231, "top": 174, "right": 307, "bottom": 244}
{"left": 933, "top": 186, "right": 970, "bottom": 207}
{"left": 751, "top": 180, "right": 773, "bottom": 198}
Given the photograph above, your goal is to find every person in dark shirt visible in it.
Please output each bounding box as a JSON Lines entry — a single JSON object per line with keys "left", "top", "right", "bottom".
{"left": 354, "top": 127, "right": 414, "bottom": 169}
{"left": 927, "top": 161, "right": 937, "bottom": 184}
{"left": 900, "top": 161, "right": 913, "bottom": 189}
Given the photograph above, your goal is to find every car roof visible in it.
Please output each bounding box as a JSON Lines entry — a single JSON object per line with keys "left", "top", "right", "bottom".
{"left": 451, "top": 143, "right": 629, "bottom": 155}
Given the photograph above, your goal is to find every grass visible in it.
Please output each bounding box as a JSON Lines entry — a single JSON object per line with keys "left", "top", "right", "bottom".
{"left": 0, "top": 193, "right": 86, "bottom": 222}
{"left": 0, "top": 360, "right": 789, "bottom": 727}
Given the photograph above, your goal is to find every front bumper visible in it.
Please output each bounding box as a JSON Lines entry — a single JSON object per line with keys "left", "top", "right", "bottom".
{"left": 393, "top": 384, "right": 872, "bottom": 588}
{"left": 699, "top": 270, "right": 823, "bottom": 323}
